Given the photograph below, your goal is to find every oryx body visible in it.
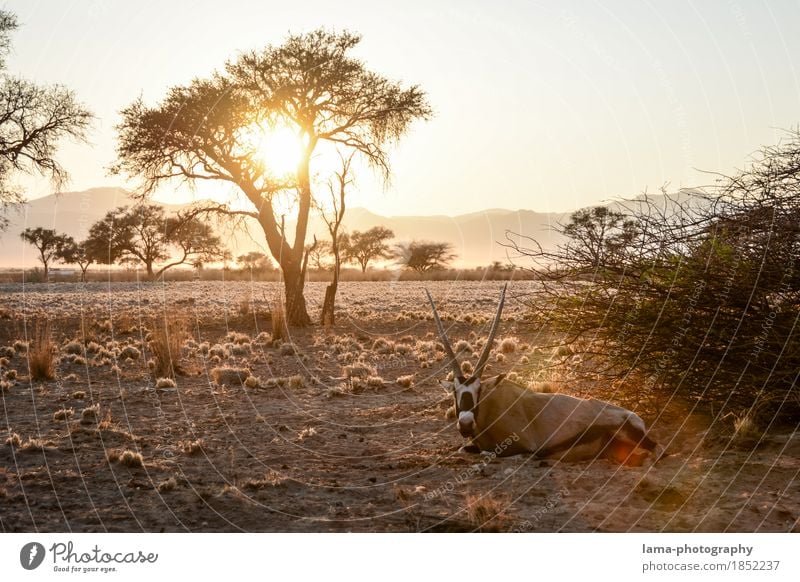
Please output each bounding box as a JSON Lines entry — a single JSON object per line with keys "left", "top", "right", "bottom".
{"left": 426, "top": 285, "right": 661, "bottom": 464}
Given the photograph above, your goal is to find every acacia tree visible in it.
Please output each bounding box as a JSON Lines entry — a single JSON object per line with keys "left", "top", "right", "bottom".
{"left": 345, "top": 226, "right": 394, "bottom": 272}
{"left": 55, "top": 236, "right": 103, "bottom": 282}
{"left": 113, "top": 29, "right": 430, "bottom": 325}
{"left": 396, "top": 240, "right": 456, "bottom": 273}
{"left": 0, "top": 10, "right": 92, "bottom": 230}
{"left": 89, "top": 204, "right": 222, "bottom": 280}
{"left": 19, "top": 227, "right": 71, "bottom": 279}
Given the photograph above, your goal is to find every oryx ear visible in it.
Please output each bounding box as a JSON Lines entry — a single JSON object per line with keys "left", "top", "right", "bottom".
{"left": 438, "top": 380, "right": 454, "bottom": 392}
{"left": 480, "top": 374, "right": 507, "bottom": 390}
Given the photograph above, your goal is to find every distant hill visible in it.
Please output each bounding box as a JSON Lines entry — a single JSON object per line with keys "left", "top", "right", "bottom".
{"left": 0, "top": 187, "right": 575, "bottom": 269}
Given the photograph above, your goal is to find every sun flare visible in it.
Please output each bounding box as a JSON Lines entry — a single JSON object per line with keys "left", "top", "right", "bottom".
{"left": 246, "top": 124, "right": 304, "bottom": 177}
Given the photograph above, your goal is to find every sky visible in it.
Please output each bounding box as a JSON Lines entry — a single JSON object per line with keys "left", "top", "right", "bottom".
{"left": 4, "top": 0, "right": 800, "bottom": 216}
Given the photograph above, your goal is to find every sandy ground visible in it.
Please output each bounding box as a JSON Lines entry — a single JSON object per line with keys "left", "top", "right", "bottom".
{"left": 0, "top": 280, "right": 798, "bottom": 532}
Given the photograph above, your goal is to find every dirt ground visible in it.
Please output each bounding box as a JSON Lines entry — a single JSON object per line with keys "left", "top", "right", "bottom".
{"left": 1, "top": 280, "right": 798, "bottom": 532}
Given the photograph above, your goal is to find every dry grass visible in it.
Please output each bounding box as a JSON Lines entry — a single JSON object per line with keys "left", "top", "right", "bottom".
{"left": 155, "top": 377, "right": 177, "bottom": 389}
{"left": 27, "top": 319, "right": 55, "bottom": 381}
{"left": 465, "top": 493, "right": 510, "bottom": 531}
{"left": 270, "top": 293, "right": 289, "bottom": 343}
{"left": 80, "top": 404, "right": 100, "bottom": 425}
{"left": 210, "top": 366, "right": 250, "bottom": 386}
{"left": 157, "top": 476, "right": 178, "bottom": 492}
{"left": 53, "top": 408, "right": 74, "bottom": 421}
{"left": 107, "top": 449, "right": 144, "bottom": 468}
{"left": 396, "top": 375, "right": 414, "bottom": 388}
{"left": 4, "top": 432, "right": 21, "bottom": 446}
{"left": 19, "top": 437, "right": 53, "bottom": 453}
{"left": 148, "top": 316, "right": 188, "bottom": 379}
{"left": 180, "top": 438, "right": 205, "bottom": 455}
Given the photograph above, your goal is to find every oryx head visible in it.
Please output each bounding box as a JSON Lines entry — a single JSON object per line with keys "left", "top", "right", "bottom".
{"left": 425, "top": 284, "right": 507, "bottom": 439}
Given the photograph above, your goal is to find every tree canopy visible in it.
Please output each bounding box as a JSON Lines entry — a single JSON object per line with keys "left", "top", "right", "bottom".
{"left": 113, "top": 29, "right": 430, "bottom": 324}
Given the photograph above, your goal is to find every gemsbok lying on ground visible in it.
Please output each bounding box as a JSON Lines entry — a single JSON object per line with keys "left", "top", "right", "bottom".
{"left": 425, "top": 284, "right": 663, "bottom": 464}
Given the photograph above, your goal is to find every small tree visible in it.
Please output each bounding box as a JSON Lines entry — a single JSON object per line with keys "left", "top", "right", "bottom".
{"left": 396, "top": 240, "right": 456, "bottom": 273}
{"left": 20, "top": 227, "right": 71, "bottom": 279}
{"left": 0, "top": 10, "right": 92, "bottom": 230}
{"left": 237, "top": 251, "right": 273, "bottom": 274}
{"left": 320, "top": 153, "right": 353, "bottom": 325}
{"left": 344, "top": 226, "right": 394, "bottom": 272}
{"left": 55, "top": 236, "right": 102, "bottom": 282}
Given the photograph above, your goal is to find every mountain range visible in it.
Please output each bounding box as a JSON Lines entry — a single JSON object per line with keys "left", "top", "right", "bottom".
{"left": 0, "top": 187, "right": 573, "bottom": 269}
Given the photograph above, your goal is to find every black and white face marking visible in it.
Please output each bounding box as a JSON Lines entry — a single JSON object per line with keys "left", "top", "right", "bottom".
{"left": 453, "top": 377, "right": 481, "bottom": 438}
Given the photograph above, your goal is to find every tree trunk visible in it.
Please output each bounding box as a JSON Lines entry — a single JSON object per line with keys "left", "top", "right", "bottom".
{"left": 283, "top": 263, "right": 312, "bottom": 326}
{"left": 320, "top": 284, "right": 335, "bottom": 326}
{"left": 146, "top": 261, "right": 155, "bottom": 280}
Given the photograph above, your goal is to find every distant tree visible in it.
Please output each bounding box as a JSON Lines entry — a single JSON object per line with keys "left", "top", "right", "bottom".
{"left": 88, "top": 204, "right": 223, "bottom": 280}
{"left": 0, "top": 9, "right": 92, "bottom": 231}
{"left": 237, "top": 251, "right": 273, "bottom": 274}
{"left": 113, "top": 29, "right": 430, "bottom": 325}
{"left": 19, "top": 227, "right": 71, "bottom": 279}
{"left": 396, "top": 240, "right": 456, "bottom": 273}
{"left": 305, "top": 240, "right": 333, "bottom": 272}
{"left": 344, "top": 226, "right": 394, "bottom": 272}
{"left": 55, "top": 236, "right": 103, "bottom": 282}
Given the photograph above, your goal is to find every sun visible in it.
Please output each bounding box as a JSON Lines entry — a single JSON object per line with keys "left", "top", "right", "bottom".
{"left": 245, "top": 123, "right": 304, "bottom": 178}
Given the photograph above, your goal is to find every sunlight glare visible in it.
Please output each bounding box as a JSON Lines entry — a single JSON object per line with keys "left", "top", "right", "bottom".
{"left": 248, "top": 124, "right": 304, "bottom": 178}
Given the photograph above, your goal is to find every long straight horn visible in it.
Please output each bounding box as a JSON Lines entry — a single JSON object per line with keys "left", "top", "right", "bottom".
{"left": 425, "top": 289, "right": 463, "bottom": 379}
{"left": 472, "top": 283, "right": 507, "bottom": 379}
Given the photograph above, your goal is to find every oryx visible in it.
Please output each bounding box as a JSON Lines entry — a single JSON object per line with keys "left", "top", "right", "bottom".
{"left": 426, "top": 284, "right": 662, "bottom": 464}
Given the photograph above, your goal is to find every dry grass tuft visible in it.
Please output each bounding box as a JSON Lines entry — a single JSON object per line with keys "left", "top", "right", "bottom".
{"left": 499, "top": 337, "right": 519, "bottom": 353}
{"left": 148, "top": 316, "right": 188, "bottom": 379}
{"left": 210, "top": 366, "right": 249, "bottom": 386}
{"left": 180, "top": 438, "right": 205, "bottom": 455}
{"left": 107, "top": 449, "right": 144, "bottom": 468}
{"left": 243, "top": 470, "right": 286, "bottom": 489}
{"left": 270, "top": 294, "right": 289, "bottom": 343}
{"left": 157, "top": 476, "right": 178, "bottom": 492}
{"left": 118, "top": 345, "right": 141, "bottom": 360}
{"left": 19, "top": 437, "right": 53, "bottom": 453}
{"left": 28, "top": 319, "right": 55, "bottom": 381}
{"left": 396, "top": 374, "right": 414, "bottom": 388}
{"left": 243, "top": 375, "right": 261, "bottom": 389}
{"left": 53, "top": 408, "right": 74, "bottom": 421}
{"left": 465, "top": 493, "right": 510, "bottom": 531}
{"left": 80, "top": 404, "right": 100, "bottom": 424}
{"left": 5, "top": 432, "right": 21, "bottom": 446}
{"left": 155, "top": 377, "right": 177, "bottom": 389}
